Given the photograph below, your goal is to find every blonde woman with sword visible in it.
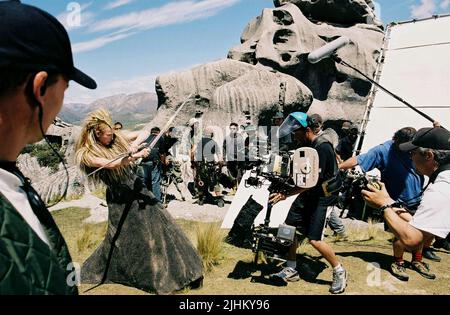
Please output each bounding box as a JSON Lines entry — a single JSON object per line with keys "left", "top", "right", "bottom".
{"left": 75, "top": 96, "right": 203, "bottom": 295}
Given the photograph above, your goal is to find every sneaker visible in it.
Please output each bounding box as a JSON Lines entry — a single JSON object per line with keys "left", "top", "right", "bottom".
{"left": 423, "top": 248, "right": 441, "bottom": 262}
{"left": 271, "top": 267, "right": 300, "bottom": 282}
{"left": 390, "top": 262, "right": 409, "bottom": 281}
{"left": 411, "top": 261, "right": 436, "bottom": 280}
{"left": 329, "top": 267, "right": 347, "bottom": 294}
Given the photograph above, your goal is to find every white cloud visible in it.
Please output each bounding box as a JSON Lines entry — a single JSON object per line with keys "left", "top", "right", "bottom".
{"left": 104, "top": 0, "right": 135, "bottom": 10}
{"left": 72, "top": 31, "right": 135, "bottom": 53}
{"left": 73, "top": 0, "right": 240, "bottom": 53}
{"left": 441, "top": 0, "right": 450, "bottom": 9}
{"left": 57, "top": 2, "right": 95, "bottom": 31}
{"left": 91, "top": 0, "right": 240, "bottom": 32}
{"left": 410, "top": 0, "right": 437, "bottom": 19}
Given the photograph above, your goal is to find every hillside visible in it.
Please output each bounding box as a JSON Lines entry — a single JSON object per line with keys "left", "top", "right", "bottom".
{"left": 60, "top": 92, "right": 158, "bottom": 129}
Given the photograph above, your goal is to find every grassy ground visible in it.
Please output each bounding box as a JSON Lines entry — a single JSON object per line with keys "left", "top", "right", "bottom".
{"left": 52, "top": 208, "right": 450, "bottom": 295}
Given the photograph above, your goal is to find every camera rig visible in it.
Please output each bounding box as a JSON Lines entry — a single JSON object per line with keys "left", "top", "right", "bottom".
{"left": 338, "top": 169, "right": 381, "bottom": 220}
{"left": 243, "top": 147, "right": 319, "bottom": 264}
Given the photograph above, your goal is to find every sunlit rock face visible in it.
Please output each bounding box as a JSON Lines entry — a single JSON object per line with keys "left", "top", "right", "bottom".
{"left": 228, "top": 2, "right": 384, "bottom": 121}
{"left": 151, "top": 59, "right": 313, "bottom": 131}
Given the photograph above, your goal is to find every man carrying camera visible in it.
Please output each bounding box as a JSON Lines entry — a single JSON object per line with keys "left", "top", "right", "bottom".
{"left": 269, "top": 112, "right": 347, "bottom": 294}
{"left": 363, "top": 127, "right": 450, "bottom": 266}
{"left": 191, "top": 126, "right": 225, "bottom": 207}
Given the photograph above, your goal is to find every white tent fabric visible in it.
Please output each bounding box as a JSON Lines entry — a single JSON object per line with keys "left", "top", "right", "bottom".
{"left": 360, "top": 15, "right": 450, "bottom": 152}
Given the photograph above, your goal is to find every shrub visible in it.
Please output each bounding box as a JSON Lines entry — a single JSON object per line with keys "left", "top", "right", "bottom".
{"left": 196, "top": 223, "right": 224, "bottom": 272}
{"left": 21, "top": 143, "right": 66, "bottom": 173}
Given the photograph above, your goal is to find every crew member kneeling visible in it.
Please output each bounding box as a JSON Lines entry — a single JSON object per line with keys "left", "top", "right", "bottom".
{"left": 363, "top": 127, "right": 450, "bottom": 256}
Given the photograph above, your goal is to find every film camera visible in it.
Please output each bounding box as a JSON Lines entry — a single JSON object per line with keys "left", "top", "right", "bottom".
{"left": 243, "top": 147, "right": 319, "bottom": 264}
{"left": 338, "top": 169, "right": 381, "bottom": 220}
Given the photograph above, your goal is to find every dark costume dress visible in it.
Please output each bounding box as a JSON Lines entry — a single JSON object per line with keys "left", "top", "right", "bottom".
{"left": 81, "top": 171, "right": 204, "bottom": 294}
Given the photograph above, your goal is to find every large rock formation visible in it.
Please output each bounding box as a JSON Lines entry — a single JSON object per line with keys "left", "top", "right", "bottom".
{"left": 152, "top": 59, "right": 313, "bottom": 130}
{"left": 228, "top": 2, "right": 384, "bottom": 121}
{"left": 151, "top": 2, "right": 384, "bottom": 127}
{"left": 274, "top": 0, "right": 382, "bottom": 26}
{"left": 18, "top": 121, "right": 89, "bottom": 203}
{"left": 22, "top": 159, "right": 85, "bottom": 203}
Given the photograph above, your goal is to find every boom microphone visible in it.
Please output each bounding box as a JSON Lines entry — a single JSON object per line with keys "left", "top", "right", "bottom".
{"left": 307, "top": 36, "right": 351, "bottom": 64}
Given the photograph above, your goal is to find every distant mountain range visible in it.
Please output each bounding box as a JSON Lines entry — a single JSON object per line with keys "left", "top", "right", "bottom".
{"left": 59, "top": 92, "right": 158, "bottom": 129}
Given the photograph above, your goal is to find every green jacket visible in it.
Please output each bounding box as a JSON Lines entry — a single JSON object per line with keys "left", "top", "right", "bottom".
{"left": 0, "top": 193, "right": 77, "bottom": 295}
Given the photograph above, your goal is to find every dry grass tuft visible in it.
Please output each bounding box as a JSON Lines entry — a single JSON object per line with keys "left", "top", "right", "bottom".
{"left": 196, "top": 223, "right": 224, "bottom": 272}
{"left": 77, "top": 224, "right": 97, "bottom": 253}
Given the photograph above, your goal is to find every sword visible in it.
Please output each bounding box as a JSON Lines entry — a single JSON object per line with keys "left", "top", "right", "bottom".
{"left": 87, "top": 94, "right": 194, "bottom": 177}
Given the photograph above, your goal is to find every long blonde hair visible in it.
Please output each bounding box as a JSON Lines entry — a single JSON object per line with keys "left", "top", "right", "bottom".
{"left": 75, "top": 108, "right": 131, "bottom": 184}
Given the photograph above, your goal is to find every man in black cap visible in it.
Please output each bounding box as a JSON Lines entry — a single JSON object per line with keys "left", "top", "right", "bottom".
{"left": 363, "top": 127, "right": 450, "bottom": 254}
{"left": 0, "top": 1, "right": 96, "bottom": 294}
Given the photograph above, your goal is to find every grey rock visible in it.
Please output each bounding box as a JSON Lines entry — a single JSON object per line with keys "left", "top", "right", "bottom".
{"left": 228, "top": 3, "right": 384, "bottom": 122}
{"left": 151, "top": 59, "right": 313, "bottom": 130}
{"left": 274, "top": 0, "right": 383, "bottom": 27}
{"left": 18, "top": 122, "right": 88, "bottom": 203}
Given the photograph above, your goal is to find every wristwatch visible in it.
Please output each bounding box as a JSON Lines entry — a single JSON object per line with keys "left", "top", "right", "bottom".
{"left": 377, "top": 202, "right": 403, "bottom": 215}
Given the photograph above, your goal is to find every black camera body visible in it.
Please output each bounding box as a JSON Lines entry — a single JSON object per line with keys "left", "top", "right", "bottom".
{"left": 251, "top": 224, "right": 296, "bottom": 263}
{"left": 237, "top": 148, "right": 319, "bottom": 264}
{"left": 338, "top": 170, "right": 381, "bottom": 220}
{"left": 346, "top": 170, "right": 381, "bottom": 191}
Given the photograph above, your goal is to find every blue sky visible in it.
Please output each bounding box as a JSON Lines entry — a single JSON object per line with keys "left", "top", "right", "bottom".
{"left": 23, "top": 0, "right": 450, "bottom": 103}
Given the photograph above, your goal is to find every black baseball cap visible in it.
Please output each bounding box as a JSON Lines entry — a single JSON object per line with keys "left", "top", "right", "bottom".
{"left": 0, "top": 0, "right": 96, "bottom": 89}
{"left": 399, "top": 127, "right": 450, "bottom": 151}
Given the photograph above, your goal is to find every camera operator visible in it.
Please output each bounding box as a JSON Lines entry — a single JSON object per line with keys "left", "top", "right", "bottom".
{"left": 363, "top": 127, "right": 450, "bottom": 270}
{"left": 269, "top": 112, "right": 347, "bottom": 294}
{"left": 191, "top": 126, "right": 225, "bottom": 207}
{"left": 339, "top": 127, "right": 438, "bottom": 280}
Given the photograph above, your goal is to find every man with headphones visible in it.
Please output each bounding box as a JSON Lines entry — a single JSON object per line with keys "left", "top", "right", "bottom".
{"left": 269, "top": 112, "right": 347, "bottom": 294}
{"left": 0, "top": 1, "right": 96, "bottom": 294}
